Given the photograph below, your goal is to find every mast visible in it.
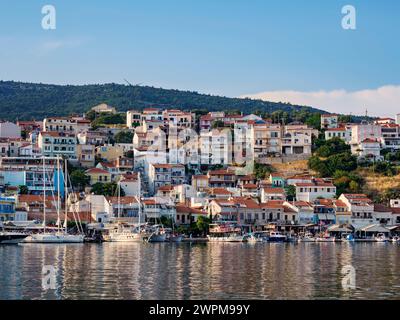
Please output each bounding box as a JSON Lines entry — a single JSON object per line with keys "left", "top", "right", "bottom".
{"left": 117, "top": 179, "right": 121, "bottom": 219}
{"left": 64, "top": 158, "right": 68, "bottom": 234}
{"left": 43, "top": 156, "right": 46, "bottom": 233}
{"left": 138, "top": 172, "right": 141, "bottom": 226}
{"left": 57, "top": 156, "right": 61, "bottom": 233}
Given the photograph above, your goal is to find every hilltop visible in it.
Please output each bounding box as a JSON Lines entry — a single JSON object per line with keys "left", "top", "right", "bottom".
{"left": 0, "top": 81, "right": 326, "bottom": 121}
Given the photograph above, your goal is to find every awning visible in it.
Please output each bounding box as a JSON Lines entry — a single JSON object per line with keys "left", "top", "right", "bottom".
{"left": 358, "top": 224, "right": 390, "bottom": 233}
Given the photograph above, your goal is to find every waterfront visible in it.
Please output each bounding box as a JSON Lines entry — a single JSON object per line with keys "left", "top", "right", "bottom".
{"left": 1, "top": 243, "right": 400, "bottom": 300}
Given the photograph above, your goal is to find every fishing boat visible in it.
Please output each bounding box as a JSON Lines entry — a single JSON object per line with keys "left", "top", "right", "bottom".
{"left": 267, "top": 231, "right": 287, "bottom": 242}
{"left": 207, "top": 223, "right": 247, "bottom": 242}
{"left": 23, "top": 157, "right": 85, "bottom": 244}
{"left": 146, "top": 225, "right": 167, "bottom": 243}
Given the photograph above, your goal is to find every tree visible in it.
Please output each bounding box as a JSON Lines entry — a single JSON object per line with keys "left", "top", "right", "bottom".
{"left": 91, "top": 182, "right": 125, "bottom": 197}
{"left": 285, "top": 185, "right": 296, "bottom": 201}
{"left": 254, "top": 163, "right": 274, "bottom": 180}
{"left": 196, "top": 216, "right": 211, "bottom": 236}
{"left": 315, "top": 137, "right": 350, "bottom": 158}
{"left": 19, "top": 185, "right": 29, "bottom": 194}
{"left": 70, "top": 169, "right": 90, "bottom": 190}
{"left": 114, "top": 130, "right": 134, "bottom": 143}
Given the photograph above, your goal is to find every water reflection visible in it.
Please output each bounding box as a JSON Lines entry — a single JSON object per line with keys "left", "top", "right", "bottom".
{"left": 0, "top": 243, "right": 400, "bottom": 300}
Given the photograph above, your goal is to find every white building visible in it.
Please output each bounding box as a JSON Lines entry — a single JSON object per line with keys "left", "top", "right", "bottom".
{"left": 281, "top": 124, "right": 318, "bottom": 157}
{"left": 148, "top": 163, "right": 185, "bottom": 194}
{"left": 325, "top": 126, "right": 352, "bottom": 143}
{"left": 0, "top": 122, "right": 21, "bottom": 139}
{"left": 38, "top": 132, "right": 78, "bottom": 161}
{"left": 200, "top": 128, "right": 232, "bottom": 166}
{"left": 295, "top": 179, "right": 336, "bottom": 202}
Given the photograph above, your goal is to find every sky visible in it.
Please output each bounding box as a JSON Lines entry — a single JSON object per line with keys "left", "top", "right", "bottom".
{"left": 0, "top": 0, "right": 399, "bottom": 116}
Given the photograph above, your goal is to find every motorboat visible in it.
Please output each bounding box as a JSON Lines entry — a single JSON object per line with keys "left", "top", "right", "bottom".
{"left": 146, "top": 225, "right": 168, "bottom": 243}
{"left": 267, "top": 231, "right": 287, "bottom": 243}
{"left": 297, "top": 233, "right": 316, "bottom": 242}
{"left": 375, "top": 233, "right": 389, "bottom": 243}
{"left": 391, "top": 236, "right": 400, "bottom": 243}
{"left": 247, "top": 231, "right": 268, "bottom": 243}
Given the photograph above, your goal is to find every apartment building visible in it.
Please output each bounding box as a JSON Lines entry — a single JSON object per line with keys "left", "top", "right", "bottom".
{"left": 85, "top": 168, "right": 112, "bottom": 185}
{"left": 281, "top": 124, "right": 317, "bottom": 157}
{"left": 295, "top": 179, "right": 336, "bottom": 202}
{"left": 208, "top": 169, "right": 236, "bottom": 188}
{"left": 200, "top": 128, "right": 232, "bottom": 165}
{"left": 148, "top": 163, "right": 185, "bottom": 194}
{"left": 43, "top": 117, "right": 90, "bottom": 134}
{"left": 162, "top": 109, "right": 195, "bottom": 128}
{"left": 381, "top": 123, "right": 400, "bottom": 150}
{"left": 250, "top": 122, "right": 282, "bottom": 161}
{"left": 0, "top": 157, "right": 62, "bottom": 194}
{"left": 338, "top": 194, "right": 375, "bottom": 229}
{"left": 38, "top": 132, "right": 77, "bottom": 161}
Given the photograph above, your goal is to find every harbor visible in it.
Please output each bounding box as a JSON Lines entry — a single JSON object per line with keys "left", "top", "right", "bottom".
{"left": 1, "top": 241, "right": 400, "bottom": 300}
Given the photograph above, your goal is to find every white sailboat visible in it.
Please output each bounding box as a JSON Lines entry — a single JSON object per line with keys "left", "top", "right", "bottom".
{"left": 23, "top": 157, "right": 84, "bottom": 244}
{"left": 105, "top": 172, "right": 147, "bottom": 242}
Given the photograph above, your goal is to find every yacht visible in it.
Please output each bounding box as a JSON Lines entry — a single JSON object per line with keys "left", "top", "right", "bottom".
{"left": 103, "top": 173, "right": 149, "bottom": 243}
{"left": 391, "top": 236, "right": 400, "bottom": 243}
{"left": 22, "top": 157, "right": 85, "bottom": 244}
{"left": 247, "top": 231, "right": 268, "bottom": 243}
{"left": 24, "top": 233, "right": 84, "bottom": 243}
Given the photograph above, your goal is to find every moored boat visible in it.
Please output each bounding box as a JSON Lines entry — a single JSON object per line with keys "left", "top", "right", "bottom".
{"left": 207, "top": 223, "right": 247, "bottom": 242}
{"left": 267, "top": 231, "right": 287, "bottom": 243}
{"left": 0, "top": 231, "right": 29, "bottom": 244}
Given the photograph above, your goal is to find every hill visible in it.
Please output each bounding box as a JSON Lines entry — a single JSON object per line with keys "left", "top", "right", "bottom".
{"left": 0, "top": 81, "right": 326, "bottom": 121}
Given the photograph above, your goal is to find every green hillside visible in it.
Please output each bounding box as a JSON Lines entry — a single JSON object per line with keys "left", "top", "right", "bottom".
{"left": 0, "top": 81, "right": 326, "bottom": 121}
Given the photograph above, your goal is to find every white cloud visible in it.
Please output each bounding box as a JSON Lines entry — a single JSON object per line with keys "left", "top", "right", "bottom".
{"left": 242, "top": 85, "right": 400, "bottom": 117}
{"left": 35, "top": 38, "right": 85, "bottom": 56}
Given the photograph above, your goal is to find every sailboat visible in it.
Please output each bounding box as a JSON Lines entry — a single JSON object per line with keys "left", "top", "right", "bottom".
{"left": 23, "top": 157, "right": 84, "bottom": 244}
{"left": 104, "top": 172, "right": 148, "bottom": 242}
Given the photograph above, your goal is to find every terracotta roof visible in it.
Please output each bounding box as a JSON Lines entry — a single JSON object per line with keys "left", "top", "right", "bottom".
{"left": 157, "top": 185, "right": 174, "bottom": 192}
{"left": 263, "top": 187, "right": 285, "bottom": 194}
{"left": 86, "top": 168, "right": 110, "bottom": 174}
{"left": 243, "top": 184, "right": 258, "bottom": 189}
{"left": 106, "top": 196, "right": 138, "bottom": 205}
{"left": 176, "top": 204, "right": 206, "bottom": 215}
{"left": 210, "top": 188, "right": 232, "bottom": 195}
{"left": 193, "top": 175, "right": 208, "bottom": 180}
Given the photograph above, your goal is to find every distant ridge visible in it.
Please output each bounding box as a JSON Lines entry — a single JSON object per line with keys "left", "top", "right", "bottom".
{"left": 0, "top": 81, "right": 327, "bottom": 121}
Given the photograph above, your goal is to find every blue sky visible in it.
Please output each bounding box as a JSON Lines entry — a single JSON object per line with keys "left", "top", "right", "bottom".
{"left": 0, "top": 0, "right": 399, "bottom": 115}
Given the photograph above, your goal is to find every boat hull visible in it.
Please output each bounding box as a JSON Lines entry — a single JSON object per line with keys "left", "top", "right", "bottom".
{"left": 0, "top": 233, "right": 28, "bottom": 244}
{"left": 147, "top": 233, "right": 167, "bottom": 243}
{"left": 23, "top": 234, "right": 85, "bottom": 243}
{"left": 207, "top": 235, "right": 247, "bottom": 242}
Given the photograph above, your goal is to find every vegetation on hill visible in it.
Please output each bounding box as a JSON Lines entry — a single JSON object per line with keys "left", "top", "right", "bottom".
{"left": 0, "top": 81, "right": 327, "bottom": 121}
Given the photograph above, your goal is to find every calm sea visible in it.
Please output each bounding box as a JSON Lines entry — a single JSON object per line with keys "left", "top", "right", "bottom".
{"left": 1, "top": 242, "right": 399, "bottom": 300}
